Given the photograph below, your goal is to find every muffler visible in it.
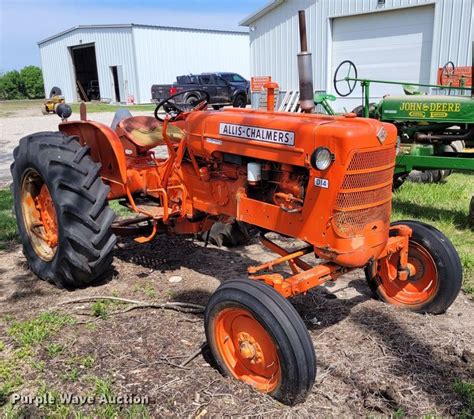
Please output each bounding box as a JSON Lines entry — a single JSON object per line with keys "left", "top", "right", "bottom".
{"left": 298, "top": 10, "right": 315, "bottom": 113}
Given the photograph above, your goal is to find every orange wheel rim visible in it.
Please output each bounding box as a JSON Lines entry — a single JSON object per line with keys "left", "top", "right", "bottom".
{"left": 378, "top": 242, "right": 438, "bottom": 306}
{"left": 214, "top": 307, "right": 281, "bottom": 393}
{"left": 21, "top": 169, "right": 58, "bottom": 261}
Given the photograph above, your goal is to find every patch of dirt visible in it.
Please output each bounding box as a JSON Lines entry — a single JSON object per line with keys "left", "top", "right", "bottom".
{"left": 0, "top": 234, "right": 473, "bottom": 417}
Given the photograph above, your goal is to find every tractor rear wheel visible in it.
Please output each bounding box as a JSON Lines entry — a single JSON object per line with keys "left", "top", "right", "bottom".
{"left": 205, "top": 279, "right": 316, "bottom": 405}
{"left": 366, "top": 221, "right": 462, "bottom": 314}
{"left": 11, "top": 132, "right": 116, "bottom": 288}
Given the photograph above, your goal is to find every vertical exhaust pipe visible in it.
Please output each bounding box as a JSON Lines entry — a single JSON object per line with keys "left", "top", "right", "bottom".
{"left": 298, "top": 10, "right": 315, "bottom": 113}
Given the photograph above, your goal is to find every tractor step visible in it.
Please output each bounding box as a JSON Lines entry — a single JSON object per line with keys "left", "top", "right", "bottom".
{"left": 123, "top": 202, "right": 179, "bottom": 221}
{"left": 135, "top": 204, "right": 175, "bottom": 219}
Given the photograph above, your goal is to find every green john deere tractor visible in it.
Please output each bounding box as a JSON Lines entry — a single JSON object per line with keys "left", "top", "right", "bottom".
{"left": 330, "top": 57, "right": 473, "bottom": 188}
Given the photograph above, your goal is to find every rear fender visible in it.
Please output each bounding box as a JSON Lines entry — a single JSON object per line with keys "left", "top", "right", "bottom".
{"left": 59, "top": 120, "right": 128, "bottom": 186}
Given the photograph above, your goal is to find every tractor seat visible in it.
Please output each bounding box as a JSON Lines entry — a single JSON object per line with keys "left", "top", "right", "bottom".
{"left": 118, "top": 116, "right": 185, "bottom": 152}
{"left": 402, "top": 84, "right": 425, "bottom": 96}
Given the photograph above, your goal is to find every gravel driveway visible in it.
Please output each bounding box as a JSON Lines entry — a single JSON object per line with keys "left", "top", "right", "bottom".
{"left": 0, "top": 109, "right": 150, "bottom": 187}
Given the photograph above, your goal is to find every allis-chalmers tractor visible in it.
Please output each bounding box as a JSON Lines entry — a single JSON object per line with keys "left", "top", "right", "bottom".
{"left": 11, "top": 12, "right": 462, "bottom": 405}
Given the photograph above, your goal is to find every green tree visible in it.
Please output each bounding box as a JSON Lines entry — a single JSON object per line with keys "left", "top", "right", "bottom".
{"left": 20, "top": 66, "right": 44, "bottom": 99}
{"left": 0, "top": 70, "right": 24, "bottom": 100}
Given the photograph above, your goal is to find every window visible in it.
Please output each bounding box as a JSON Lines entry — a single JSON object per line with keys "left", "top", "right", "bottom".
{"left": 221, "top": 74, "right": 246, "bottom": 83}
{"left": 216, "top": 77, "right": 228, "bottom": 86}
{"left": 201, "top": 75, "right": 212, "bottom": 85}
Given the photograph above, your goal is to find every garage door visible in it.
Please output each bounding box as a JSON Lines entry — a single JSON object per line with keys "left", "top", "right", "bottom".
{"left": 331, "top": 5, "right": 434, "bottom": 112}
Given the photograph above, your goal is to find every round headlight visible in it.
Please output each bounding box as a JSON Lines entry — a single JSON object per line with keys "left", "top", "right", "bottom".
{"left": 311, "top": 147, "right": 333, "bottom": 171}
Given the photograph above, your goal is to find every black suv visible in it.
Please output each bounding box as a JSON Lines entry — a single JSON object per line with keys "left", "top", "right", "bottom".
{"left": 151, "top": 72, "right": 249, "bottom": 109}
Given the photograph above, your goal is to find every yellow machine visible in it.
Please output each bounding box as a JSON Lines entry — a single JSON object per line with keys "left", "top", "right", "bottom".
{"left": 41, "top": 95, "right": 65, "bottom": 115}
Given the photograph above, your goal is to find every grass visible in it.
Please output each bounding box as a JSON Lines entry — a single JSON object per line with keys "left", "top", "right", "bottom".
{"left": 0, "top": 99, "right": 43, "bottom": 117}
{"left": 0, "top": 99, "right": 156, "bottom": 117}
{"left": 1, "top": 310, "right": 75, "bottom": 404}
{"left": 46, "top": 342, "right": 64, "bottom": 358}
{"left": 91, "top": 300, "right": 110, "bottom": 320}
{"left": 453, "top": 380, "right": 474, "bottom": 418}
{"left": 0, "top": 189, "right": 18, "bottom": 249}
{"left": 19, "top": 378, "right": 152, "bottom": 418}
{"left": 1, "top": 307, "right": 151, "bottom": 417}
{"left": 70, "top": 102, "right": 156, "bottom": 114}
{"left": 90, "top": 298, "right": 128, "bottom": 319}
{"left": 7, "top": 311, "right": 75, "bottom": 347}
{"left": 392, "top": 173, "right": 474, "bottom": 295}
{"left": 109, "top": 199, "right": 134, "bottom": 217}
{"left": 0, "top": 355, "right": 23, "bottom": 403}
{"left": 133, "top": 281, "right": 157, "bottom": 299}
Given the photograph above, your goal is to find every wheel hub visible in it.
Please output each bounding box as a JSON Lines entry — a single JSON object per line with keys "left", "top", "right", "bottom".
{"left": 34, "top": 185, "right": 58, "bottom": 248}
{"left": 213, "top": 308, "right": 281, "bottom": 392}
{"left": 238, "top": 332, "right": 262, "bottom": 364}
{"left": 376, "top": 241, "right": 438, "bottom": 306}
{"left": 21, "top": 169, "right": 58, "bottom": 261}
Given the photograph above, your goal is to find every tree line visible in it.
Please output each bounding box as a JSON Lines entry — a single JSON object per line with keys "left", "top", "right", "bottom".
{"left": 0, "top": 66, "right": 45, "bottom": 100}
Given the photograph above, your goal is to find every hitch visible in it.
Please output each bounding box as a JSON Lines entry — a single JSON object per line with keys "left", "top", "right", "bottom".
{"left": 248, "top": 235, "right": 350, "bottom": 298}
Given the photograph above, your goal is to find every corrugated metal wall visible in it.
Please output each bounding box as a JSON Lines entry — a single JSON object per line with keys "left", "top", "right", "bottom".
{"left": 247, "top": 0, "right": 473, "bottom": 92}
{"left": 39, "top": 25, "right": 250, "bottom": 104}
{"left": 132, "top": 26, "right": 250, "bottom": 103}
{"left": 39, "top": 27, "right": 137, "bottom": 104}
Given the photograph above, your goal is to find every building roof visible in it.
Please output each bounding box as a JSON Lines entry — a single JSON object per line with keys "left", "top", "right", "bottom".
{"left": 38, "top": 23, "right": 248, "bottom": 45}
{"left": 240, "top": 0, "right": 285, "bottom": 26}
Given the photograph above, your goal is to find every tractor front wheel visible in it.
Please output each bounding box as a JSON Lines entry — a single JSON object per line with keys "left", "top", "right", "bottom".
{"left": 366, "top": 221, "right": 462, "bottom": 314}
{"left": 205, "top": 279, "right": 316, "bottom": 405}
{"left": 11, "top": 132, "right": 116, "bottom": 288}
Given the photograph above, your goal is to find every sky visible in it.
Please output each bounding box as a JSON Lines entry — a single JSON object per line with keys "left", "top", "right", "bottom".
{"left": 0, "top": 0, "right": 268, "bottom": 72}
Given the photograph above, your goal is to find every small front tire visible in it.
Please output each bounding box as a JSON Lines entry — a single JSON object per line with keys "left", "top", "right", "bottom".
{"left": 366, "top": 221, "right": 462, "bottom": 314}
{"left": 205, "top": 279, "right": 316, "bottom": 405}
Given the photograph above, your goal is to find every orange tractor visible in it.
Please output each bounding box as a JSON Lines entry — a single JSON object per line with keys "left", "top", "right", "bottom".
{"left": 11, "top": 12, "right": 461, "bottom": 405}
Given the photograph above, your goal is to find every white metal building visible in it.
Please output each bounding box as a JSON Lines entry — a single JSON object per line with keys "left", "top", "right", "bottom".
{"left": 38, "top": 24, "right": 250, "bottom": 104}
{"left": 241, "top": 0, "right": 473, "bottom": 111}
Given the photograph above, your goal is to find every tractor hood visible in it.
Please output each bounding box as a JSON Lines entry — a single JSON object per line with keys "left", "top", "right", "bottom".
{"left": 185, "top": 108, "right": 397, "bottom": 169}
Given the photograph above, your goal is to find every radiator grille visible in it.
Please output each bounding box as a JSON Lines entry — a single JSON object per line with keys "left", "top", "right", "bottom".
{"left": 334, "top": 202, "right": 391, "bottom": 237}
{"left": 341, "top": 167, "right": 394, "bottom": 190}
{"left": 336, "top": 184, "right": 392, "bottom": 209}
{"left": 333, "top": 147, "right": 396, "bottom": 238}
{"left": 347, "top": 147, "right": 396, "bottom": 171}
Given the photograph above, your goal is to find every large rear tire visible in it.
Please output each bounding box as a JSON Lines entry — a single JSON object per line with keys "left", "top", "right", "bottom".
{"left": 205, "top": 279, "right": 316, "bottom": 405}
{"left": 11, "top": 132, "right": 116, "bottom": 288}
{"left": 366, "top": 221, "right": 462, "bottom": 314}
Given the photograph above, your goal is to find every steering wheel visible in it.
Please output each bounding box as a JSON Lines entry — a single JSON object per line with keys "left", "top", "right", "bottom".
{"left": 334, "top": 60, "right": 358, "bottom": 97}
{"left": 441, "top": 61, "right": 455, "bottom": 86}
{"left": 154, "top": 89, "right": 210, "bottom": 122}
